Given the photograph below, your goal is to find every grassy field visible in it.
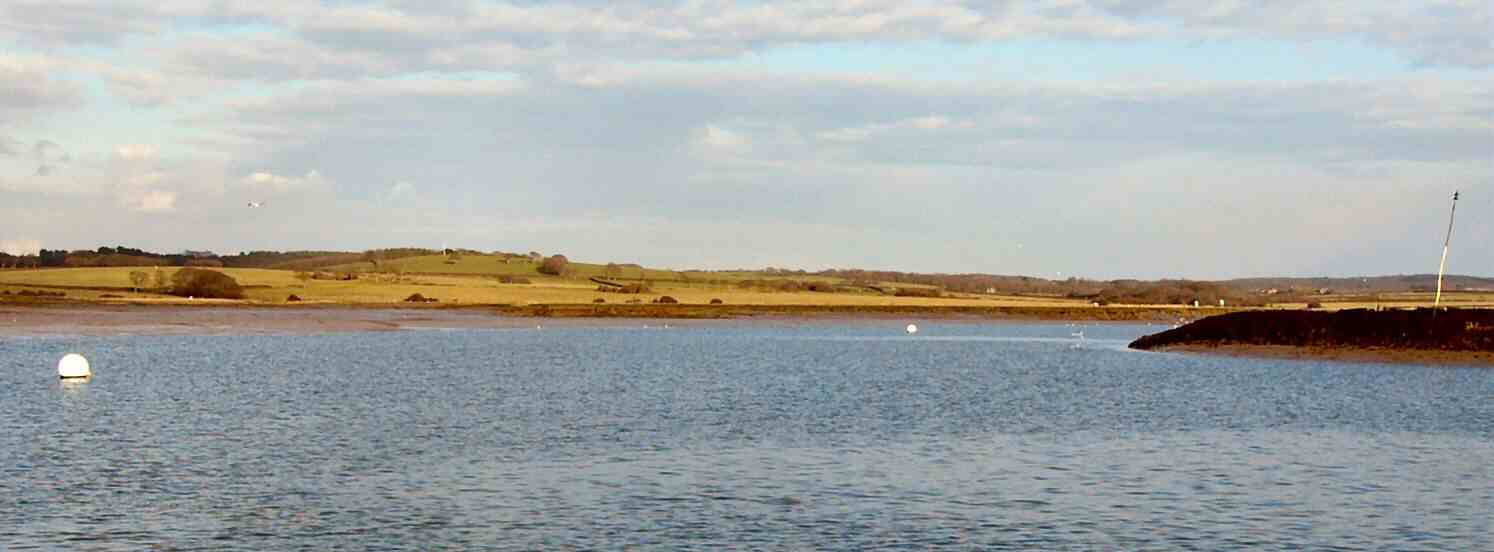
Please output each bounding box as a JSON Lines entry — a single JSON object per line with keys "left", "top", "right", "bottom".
{"left": 322, "top": 253, "right": 930, "bottom": 288}
{"left": 0, "top": 266, "right": 1080, "bottom": 307}
{"left": 7, "top": 266, "right": 1493, "bottom": 313}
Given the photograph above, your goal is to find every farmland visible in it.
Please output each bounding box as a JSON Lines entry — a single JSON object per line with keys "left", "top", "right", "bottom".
{"left": 5, "top": 252, "right": 1494, "bottom": 317}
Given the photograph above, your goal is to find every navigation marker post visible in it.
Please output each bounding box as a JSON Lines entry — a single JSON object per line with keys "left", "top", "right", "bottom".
{"left": 1434, "top": 190, "right": 1459, "bottom": 311}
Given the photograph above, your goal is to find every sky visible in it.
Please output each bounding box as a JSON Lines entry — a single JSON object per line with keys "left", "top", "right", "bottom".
{"left": 0, "top": 1, "right": 1490, "bottom": 279}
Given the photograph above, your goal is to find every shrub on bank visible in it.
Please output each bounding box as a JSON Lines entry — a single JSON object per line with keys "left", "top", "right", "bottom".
{"left": 169, "top": 268, "right": 245, "bottom": 299}
{"left": 404, "top": 293, "right": 438, "bottom": 303}
{"left": 598, "top": 283, "right": 650, "bottom": 294}
{"left": 538, "top": 254, "right": 569, "bottom": 275}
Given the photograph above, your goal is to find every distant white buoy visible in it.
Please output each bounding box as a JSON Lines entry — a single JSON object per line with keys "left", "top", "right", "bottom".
{"left": 58, "top": 353, "right": 91, "bottom": 379}
{"left": 906, "top": 323, "right": 919, "bottom": 334}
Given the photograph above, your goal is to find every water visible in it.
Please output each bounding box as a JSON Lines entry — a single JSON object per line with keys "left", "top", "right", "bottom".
{"left": 3, "top": 322, "right": 1491, "bottom": 550}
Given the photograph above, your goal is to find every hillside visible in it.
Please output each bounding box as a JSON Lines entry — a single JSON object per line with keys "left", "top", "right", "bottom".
{"left": 7, "top": 246, "right": 1494, "bottom": 307}
{"left": 1224, "top": 274, "right": 1494, "bottom": 293}
{"left": 323, "top": 254, "right": 683, "bottom": 281}
{"left": 0, "top": 266, "right": 1074, "bottom": 309}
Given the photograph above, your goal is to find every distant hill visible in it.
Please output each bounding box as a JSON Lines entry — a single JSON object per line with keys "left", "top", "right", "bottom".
{"left": 1224, "top": 274, "right": 1494, "bottom": 293}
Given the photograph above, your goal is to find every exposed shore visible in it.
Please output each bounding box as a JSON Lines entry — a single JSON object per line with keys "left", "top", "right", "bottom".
{"left": 1146, "top": 343, "right": 1494, "bottom": 366}
{"left": 0, "top": 301, "right": 1216, "bottom": 336}
{"left": 1130, "top": 309, "right": 1494, "bottom": 366}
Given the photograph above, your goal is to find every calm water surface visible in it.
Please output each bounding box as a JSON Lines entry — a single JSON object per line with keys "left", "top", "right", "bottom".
{"left": 3, "top": 322, "right": 1491, "bottom": 550}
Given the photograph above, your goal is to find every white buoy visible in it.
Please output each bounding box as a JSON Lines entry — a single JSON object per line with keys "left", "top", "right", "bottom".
{"left": 906, "top": 323, "right": 919, "bottom": 334}
{"left": 58, "top": 353, "right": 91, "bottom": 379}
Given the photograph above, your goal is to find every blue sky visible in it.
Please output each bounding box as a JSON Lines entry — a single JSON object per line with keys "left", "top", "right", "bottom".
{"left": 1, "top": 1, "right": 1489, "bottom": 279}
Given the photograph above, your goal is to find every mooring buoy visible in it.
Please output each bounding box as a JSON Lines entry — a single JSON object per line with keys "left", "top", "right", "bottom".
{"left": 58, "top": 353, "right": 91, "bottom": 379}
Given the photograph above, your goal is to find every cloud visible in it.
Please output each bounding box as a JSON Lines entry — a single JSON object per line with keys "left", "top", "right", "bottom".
{"left": 0, "top": 54, "right": 86, "bottom": 119}
{"left": 1, "top": 1, "right": 1489, "bottom": 277}
{"left": 93, "top": 65, "right": 174, "bottom": 106}
{"left": 1099, "top": 0, "right": 1494, "bottom": 68}
{"left": 379, "top": 180, "right": 417, "bottom": 204}
{"left": 129, "top": 189, "right": 177, "bottom": 212}
{"left": 240, "top": 170, "right": 330, "bottom": 196}
{"left": 817, "top": 115, "right": 976, "bottom": 143}
{"left": 19, "top": 139, "right": 71, "bottom": 177}
{"left": 115, "top": 144, "right": 158, "bottom": 162}
{"left": 0, "top": 0, "right": 163, "bottom": 45}
{"left": 0, "top": 238, "right": 42, "bottom": 256}
{"left": 3, "top": 0, "right": 1481, "bottom": 98}
{"left": 693, "top": 124, "right": 750, "bottom": 154}
{"left": 166, "top": 32, "right": 409, "bottom": 82}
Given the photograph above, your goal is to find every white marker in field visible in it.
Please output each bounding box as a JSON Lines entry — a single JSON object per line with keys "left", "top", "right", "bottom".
{"left": 906, "top": 324, "right": 919, "bottom": 335}
{"left": 58, "top": 353, "right": 91, "bottom": 379}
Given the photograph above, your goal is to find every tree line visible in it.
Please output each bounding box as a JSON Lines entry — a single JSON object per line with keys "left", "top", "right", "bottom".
{"left": 0, "top": 246, "right": 442, "bottom": 271}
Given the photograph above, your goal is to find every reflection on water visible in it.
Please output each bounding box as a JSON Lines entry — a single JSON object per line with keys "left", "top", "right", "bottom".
{"left": 2, "top": 323, "right": 1491, "bottom": 550}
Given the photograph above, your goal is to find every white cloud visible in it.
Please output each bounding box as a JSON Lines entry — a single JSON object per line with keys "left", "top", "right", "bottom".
{"left": 115, "top": 144, "right": 159, "bottom": 162}
{"left": 379, "top": 180, "right": 417, "bottom": 203}
{"left": 0, "top": 238, "right": 42, "bottom": 256}
{"left": 0, "top": 54, "right": 86, "bottom": 119}
{"left": 129, "top": 189, "right": 177, "bottom": 212}
{"left": 240, "top": 170, "right": 329, "bottom": 196}
{"left": 3, "top": 0, "right": 1476, "bottom": 96}
{"left": 1, "top": 1, "right": 1490, "bottom": 277}
{"left": 817, "top": 115, "right": 976, "bottom": 143}
{"left": 694, "top": 124, "right": 750, "bottom": 153}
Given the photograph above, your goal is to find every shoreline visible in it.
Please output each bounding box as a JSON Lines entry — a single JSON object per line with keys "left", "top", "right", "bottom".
{"left": 1128, "top": 310, "right": 1494, "bottom": 367}
{"left": 0, "top": 301, "right": 1200, "bottom": 336}
{"left": 1148, "top": 343, "right": 1494, "bottom": 366}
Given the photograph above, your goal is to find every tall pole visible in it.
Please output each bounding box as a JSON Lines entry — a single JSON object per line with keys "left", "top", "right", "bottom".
{"left": 1434, "top": 190, "right": 1459, "bottom": 310}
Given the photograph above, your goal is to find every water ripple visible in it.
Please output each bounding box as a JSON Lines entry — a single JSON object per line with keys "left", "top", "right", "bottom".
{"left": 2, "top": 323, "right": 1491, "bottom": 549}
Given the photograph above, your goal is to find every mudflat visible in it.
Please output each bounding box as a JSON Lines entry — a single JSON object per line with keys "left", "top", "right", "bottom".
{"left": 0, "top": 304, "right": 536, "bottom": 336}
{"left": 1130, "top": 309, "right": 1494, "bottom": 366}
{"left": 1148, "top": 343, "right": 1494, "bottom": 366}
{"left": 0, "top": 302, "right": 1208, "bottom": 336}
